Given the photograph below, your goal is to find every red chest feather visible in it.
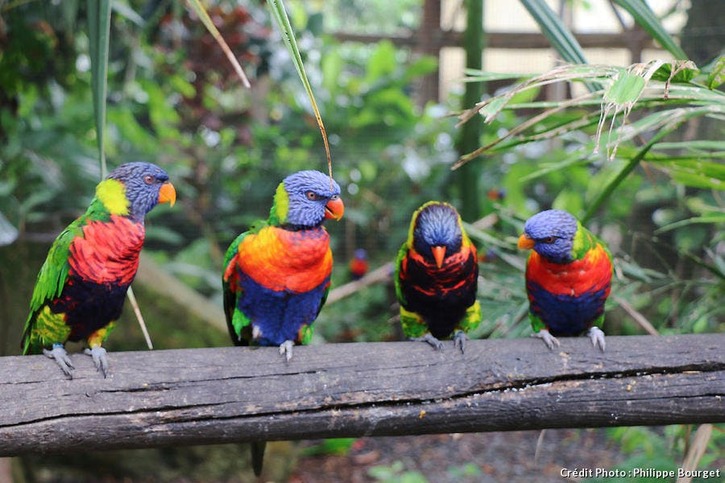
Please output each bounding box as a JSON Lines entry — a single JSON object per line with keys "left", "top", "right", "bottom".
{"left": 237, "top": 226, "right": 332, "bottom": 293}
{"left": 69, "top": 215, "right": 145, "bottom": 285}
{"left": 526, "top": 244, "right": 612, "bottom": 297}
{"left": 403, "top": 243, "right": 478, "bottom": 296}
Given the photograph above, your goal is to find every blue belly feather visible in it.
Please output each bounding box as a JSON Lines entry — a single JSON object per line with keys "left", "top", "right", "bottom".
{"left": 527, "top": 281, "right": 607, "bottom": 336}
{"left": 51, "top": 275, "right": 128, "bottom": 341}
{"left": 237, "top": 273, "right": 329, "bottom": 346}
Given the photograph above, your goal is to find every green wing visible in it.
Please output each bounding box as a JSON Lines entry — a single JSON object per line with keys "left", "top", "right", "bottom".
{"left": 21, "top": 194, "right": 119, "bottom": 354}
{"left": 222, "top": 230, "right": 253, "bottom": 345}
{"left": 317, "top": 278, "right": 331, "bottom": 319}
{"left": 394, "top": 241, "right": 429, "bottom": 338}
{"left": 393, "top": 241, "right": 408, "bottom": 307}
{"left": 21, "top": 220, "right": 83, "bottom": 354}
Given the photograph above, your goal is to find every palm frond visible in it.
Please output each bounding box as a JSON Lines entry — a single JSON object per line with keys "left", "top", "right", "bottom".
{"left": 86, "top": 0, "right": 111, "bottom": 177}
{"left": 267, "top": 0, "right": 333, "bottom": 179}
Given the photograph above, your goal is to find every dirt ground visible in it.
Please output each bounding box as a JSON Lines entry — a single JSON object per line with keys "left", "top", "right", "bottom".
{"left": 290, "top": 428, "right": 625, "bottom": 482}
{"left": 15, "top": 426, "right": 721, "bottom": 482}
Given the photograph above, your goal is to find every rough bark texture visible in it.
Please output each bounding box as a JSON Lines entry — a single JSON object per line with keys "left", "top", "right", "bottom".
{"left": 1, "top": 334, "right": 723, "bottom": 456}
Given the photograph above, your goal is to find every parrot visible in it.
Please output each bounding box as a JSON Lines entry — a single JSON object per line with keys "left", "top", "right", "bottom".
{"left": 517, "top": 209, "right": 613, "bottom": 351}
{"left": 395, "top": 201, "right": 481, "bottom": 352}
{"left": 348, "top": 248, "right": 369, "bottom": 280}
{"left": 21, "top": 162, "right": 176, "bottom": 378}
{"left": 222, "top": 170, "right": 344, "bottom": 476}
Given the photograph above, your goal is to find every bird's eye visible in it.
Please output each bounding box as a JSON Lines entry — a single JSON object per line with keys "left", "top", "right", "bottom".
{"left": 306, "top": 191, "right": 319, "bottom": 201}
{"left": 143, "top": 175, "right": 155, "bottom": 185}
{"left": 542, "top": 236, "right": 556, "bottom": 244}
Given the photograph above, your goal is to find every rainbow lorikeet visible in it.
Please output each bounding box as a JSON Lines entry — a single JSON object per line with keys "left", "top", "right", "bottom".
{"left": 21, "top": 162, "right": 176, "bottom": 378}
{"left": 395, "top": 201, "right": 481, "bottom": 352}
{"left": 222, "top": 170, "right": 343, "bottom": 476}
{"left": 518, "top": 209, "right": 612, "bottom": 351}
{"left": 222, "top": 170, "right": 344, "bottom": 359}
{"left": 349, "top": 248, "right": 369, "bottom": 280}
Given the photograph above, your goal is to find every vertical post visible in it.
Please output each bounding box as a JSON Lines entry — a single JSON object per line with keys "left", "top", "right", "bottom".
{"left": 455, "top": 0, "right": 484, "bottom": 221}
{"left": 417, "top": 0, "right": 441, "bottom": 105}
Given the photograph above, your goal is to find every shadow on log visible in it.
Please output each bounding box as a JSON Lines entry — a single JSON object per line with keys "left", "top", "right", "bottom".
{"left": 1, "top": 334, "right": 723, "bottom": 456}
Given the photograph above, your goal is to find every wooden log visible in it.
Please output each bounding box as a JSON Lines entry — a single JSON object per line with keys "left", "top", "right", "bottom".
{"left": 1, "top": 334, "right": 723, "bottom": 456}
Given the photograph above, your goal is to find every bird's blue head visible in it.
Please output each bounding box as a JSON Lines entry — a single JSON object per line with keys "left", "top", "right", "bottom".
{"left": 101, "top": 162, "right": 176, "bottom": 222}
{"left": 518, "top": 209, "right": 579, "bottom": 263}
{"left": 271, "top": 170, "right": 344, "bottom": 228}
{"left": 354, "top": 248, "right": 367, "bottom": 260}
{"left": 410, "top": 201, "right": 463, "bottom": 268}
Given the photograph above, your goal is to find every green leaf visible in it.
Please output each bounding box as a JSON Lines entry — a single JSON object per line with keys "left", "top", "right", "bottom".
{"left": 60, "top": 0, "right": 80, "bottom": 33}
{"left": 584, "top": 126, "right": 674, "bottom": 223}
{"left": 520, "top": 0, "right": 587, "bottom": 65}
{"left": 655, "top": 140, "right": 725, "bottom": 153}
{"left": 509, "top": 84, "right": 541, "bottom": 104}
{"left": 463, "top": 69, "right": 535, "bottom": 82}
{"left": 649, "top": 60, "right": 699, "bottom": 83}
{"left": 140, "top": 79, "right": 181, "bottom": 139}
{"left": 267, "top": 0, "right": 333, "bottom": 177}
{"left": 404, "top": 56, "right": 438, "bottom": 81}
{"left": 552, "top": 190, "right": 584, "bottom": 217}
{"left": 168, "top": 74, "right": 196, "bottom": 99}
{"left": 605, "top": 71, "right": 645, "bottom": 105}
{"left": 706, "top": 55, "right": 725, "bottom": 89}
{"left": 86, "top": 0, "right": 111, "bottom": 177}
{"left": 111, "top": 0, "right": 144, "bottom": 27}
{"left": 107, "top": 106, "right": 161, "bottom": 155}
{"left": 668, "top": 170, "right": 725, "bottom": 190}
{"left": 519, "top": 0, "right": 601, "bottom": 94}
{"left": 479, "top": 96, "right": 511, "bottom": 123}
{"left": 519, "top": 148, "right": 592, "bottom": 182}
{"left": 321, "top": 49, "right": 343, "bottom": 96}
{"left": 657, "top": 159, "right": 725, "bottom": 179}
{"left": 366, "top": 40, "right": 397, "bottom": 82}
{"left": 655, "top": 215, "right": 725, "bottom": 234}
{"left": 613, "top": 0, "right": 688, "bottom": 60}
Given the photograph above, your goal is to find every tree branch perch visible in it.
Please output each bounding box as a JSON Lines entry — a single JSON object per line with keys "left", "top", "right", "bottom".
{"left": 1, "top": 334, "right": 723, "bottom": 456}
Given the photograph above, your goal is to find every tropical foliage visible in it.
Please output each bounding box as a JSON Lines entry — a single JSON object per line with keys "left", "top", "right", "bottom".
{"left": 0, "top": 0, "right": 722, "bottom": 480}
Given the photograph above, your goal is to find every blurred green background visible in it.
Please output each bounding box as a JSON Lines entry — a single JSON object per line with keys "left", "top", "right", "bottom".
{"left": 0, "top": 0, "right": 722, "bottom": 481}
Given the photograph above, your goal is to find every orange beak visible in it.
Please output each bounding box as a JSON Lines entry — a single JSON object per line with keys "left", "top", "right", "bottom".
{"left": 431, "top": 245, "right": 446, "bottom": 269}
{"left": 517, "top": 234, "right": 535, "bottom": 250}
{"left": 324, "top": 196, "right": 344, "bottom": 221}
{"left": 158, "top": 182, "right": 177, "bottom": 207}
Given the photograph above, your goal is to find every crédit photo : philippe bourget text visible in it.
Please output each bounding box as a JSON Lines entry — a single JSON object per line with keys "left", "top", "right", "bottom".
{"left": 561, "top": 467, "right": 721, "bottom": 479}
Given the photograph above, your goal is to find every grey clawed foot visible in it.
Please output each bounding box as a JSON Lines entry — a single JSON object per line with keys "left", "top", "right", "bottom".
{"left": 84, "top": 346, "right": 109, "bottom": 378}
{"left": 279, "top": 340, "right": 294, "bottom": 362}
{"left": 412, "top": 333, "right": 444, "bottom": 351}
{"left": 587, "top": 326, "right": 606, "bottom": 352}
{"left": 532, "top": 329, "right": 560, "bottom": 350}
{"left": 453, "top": 330, "right": 468, "bottom": 354}
{"left": 43, "top": 343, "right": 74, "bottom": 379}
